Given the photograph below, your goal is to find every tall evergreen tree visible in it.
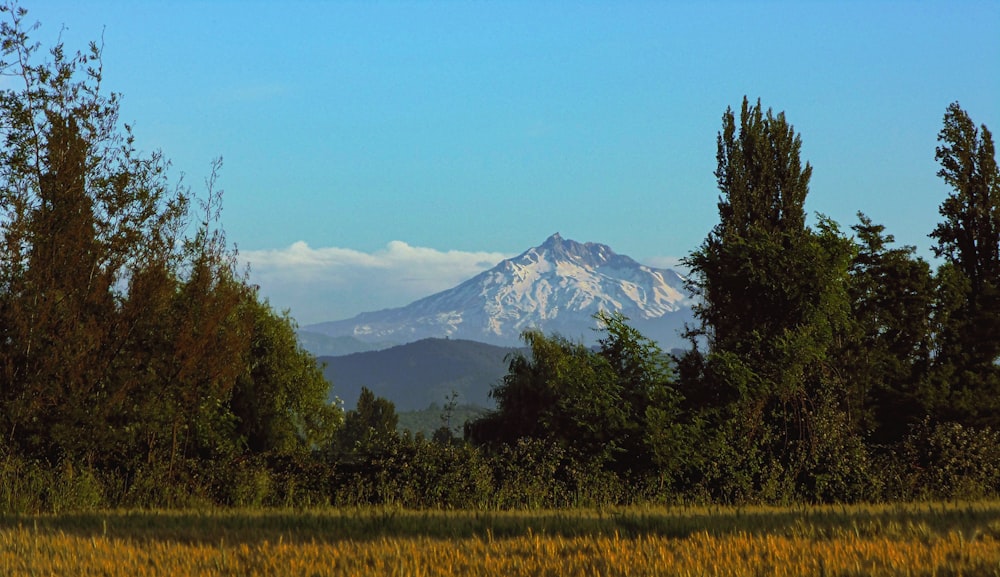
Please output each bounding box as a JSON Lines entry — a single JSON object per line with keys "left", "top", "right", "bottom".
{"left": 690, "top": 97, "right": 832, "bottom": 355}
{"left": 927, "top": 102, "right": 1000, "bottom": 428}
{"left": 680, "top": 97, "right": 865, "bottom": 503}
{"left": 715, "top": 97, "right": 810, "bottom": 239}
{"left": 931, "top": 103, "right": 1000, "bottom": 294}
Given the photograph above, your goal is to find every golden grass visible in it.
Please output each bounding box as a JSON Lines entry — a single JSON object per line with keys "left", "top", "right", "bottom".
{"left": 2, "top": 502, "right": 999, "bottom": 576}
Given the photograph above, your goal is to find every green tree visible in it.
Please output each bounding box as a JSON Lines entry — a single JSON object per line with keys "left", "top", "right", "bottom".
{"left": 931, "top": 103, "right": 1000, "bottom": 296}
{"left": 594, "top": 311, "right": 682, "bottom": 480}
{"left": 843, "top": 213, "right": 934, "bottom": 443}
{"left": 714, "top": 97, "right": 810, "bottom": 239}
{"left": 336, "top": 387, "right": 400, "bottom": 457}
{"left": 0, "top": 4, "right": 341, "bottom": 506}
{"left": 468, "top": 315, "right": 687, "bottom": 496}
{"left": 687, "top": 97, "right": 842, "bottom": 354}
{"left": 467, "top": 329, "right": 626, "bottom": 468}
{"left": 680, "top": 97, "right": 866, "bottom": 502}
{"left": 110, "top": 171, "right": 254, "bottom": 479}
{"left": 0, "top": 4, "right": 189, "bottom": 465}
{"left": 230, "top": 298, "right": 341, "bottom": 456}
{"left": 927, "top": 102, "right": 1000, "bottom": 428}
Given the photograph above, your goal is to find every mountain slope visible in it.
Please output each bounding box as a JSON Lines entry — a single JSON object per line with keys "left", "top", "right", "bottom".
{"left": 297, "top": 330, "right": 397, "bottom": 356}
{"left": 320, "top": 338, "right": 516, "bottom": 411}
{"left": 306, "top": 233, "right": 694, "bottom": 349}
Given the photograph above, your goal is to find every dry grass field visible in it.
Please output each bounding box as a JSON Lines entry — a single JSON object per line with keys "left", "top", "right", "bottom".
{"left": 2, "top": 502, "right": 999, "bottom": 576}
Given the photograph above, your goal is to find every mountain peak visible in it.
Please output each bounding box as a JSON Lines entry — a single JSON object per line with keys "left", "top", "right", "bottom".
{"left": 534, "top": 233, "right": 619, "bottom": 268}
{"left": 540, "top": 232, "right": 569, "bottom": 252}
{"left": 305, "top": 235, "right": 694, "bottom": 350}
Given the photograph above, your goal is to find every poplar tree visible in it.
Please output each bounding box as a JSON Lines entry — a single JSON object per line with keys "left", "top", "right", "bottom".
{"left": 681, "top": 97, "right": 865, "bottom": 503}
{"left": 928, "top": 102, "right": 1000, "bottom": 428}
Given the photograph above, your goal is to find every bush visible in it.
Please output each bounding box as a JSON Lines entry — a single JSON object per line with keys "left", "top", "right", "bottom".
{"left": 400, "top": 437, "right": 493, "bottom": 509}
{"left": 116, "top": 461, "right": 215, "bottom": 509}
{"left": 210, "top": 457, "right": 275, "bottom": 507}
{"left": 794, "top": 396, "right": 882, "bottom": 504}
{"left": 900, "top": 419, "right": 1000, "bottom": 500}
{"left": 327, "top": 433, "right": 493, "bottom": 509}
{"left": 0, "top": 454, "right": 103, "bottom": 514}
{"left": 266, "top": 453, "right": 336, "bottom": 508}
{"left": 488, "top": 438, "right": 569, "bottom": 509}
{"left": 0, "top": 454, "right": 51, "bottom": 514}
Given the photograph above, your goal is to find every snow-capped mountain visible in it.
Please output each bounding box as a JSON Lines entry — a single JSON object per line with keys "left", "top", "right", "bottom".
{"left": 304, "top": 233, "right": 695, "bottom": 349}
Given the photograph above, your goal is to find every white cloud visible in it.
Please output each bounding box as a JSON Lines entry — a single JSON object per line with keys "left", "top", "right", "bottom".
{"left": 240, "top": 241, "right": 510, "bottom": 326}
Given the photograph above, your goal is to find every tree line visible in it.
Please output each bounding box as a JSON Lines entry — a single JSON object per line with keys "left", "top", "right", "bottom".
{"left": 1, "top": 5, "right": 998, "bottom": 510}
{"left": 0, "top": 4, "right": 337, "bottom": 509}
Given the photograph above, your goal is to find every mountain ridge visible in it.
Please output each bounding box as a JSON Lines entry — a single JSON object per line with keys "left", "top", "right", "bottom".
{"left": 304, "top": 233, "right": 694, "bottom": 351}
{"left": 319, "top": 337, "right": 517, "bottom": 410}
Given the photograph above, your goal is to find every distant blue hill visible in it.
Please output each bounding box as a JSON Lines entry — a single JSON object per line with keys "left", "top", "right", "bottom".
{"left": 318, "top": 337, "right": 518, "bottom": 411}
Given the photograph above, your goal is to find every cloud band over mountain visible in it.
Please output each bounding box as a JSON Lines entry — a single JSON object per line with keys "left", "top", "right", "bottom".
{"left": 242, "top": 240, "right": 688, "bottom": 327}
{"left": 241, "top": 241, "right": 511, "bottom": 325}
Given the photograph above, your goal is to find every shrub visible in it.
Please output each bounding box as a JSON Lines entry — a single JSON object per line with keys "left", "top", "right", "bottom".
{"left": 489, "top": 438, "right": 569, "bottom": 509}
{"left": 901, "top": 419, "right": 1000, "bottom": 500}
{"left": 0, "top": 454, "right": 103, "bottom": 513}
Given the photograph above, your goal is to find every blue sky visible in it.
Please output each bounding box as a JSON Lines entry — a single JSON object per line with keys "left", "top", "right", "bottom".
{"left": 21, "top": 1, "right": 1000, "bottom": 324}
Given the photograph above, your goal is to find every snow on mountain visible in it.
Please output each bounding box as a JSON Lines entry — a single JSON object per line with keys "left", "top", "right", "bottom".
{"left": 304, "top": 233, "right": 695, "bottom": 349}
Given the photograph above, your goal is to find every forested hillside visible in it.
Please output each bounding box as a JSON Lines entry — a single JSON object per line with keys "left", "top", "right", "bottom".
{"left": 319, "top": 338, "right": 515, "bottom": 410}
{"left": 1, "top": 5, "right": 998, "bottom": 511}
